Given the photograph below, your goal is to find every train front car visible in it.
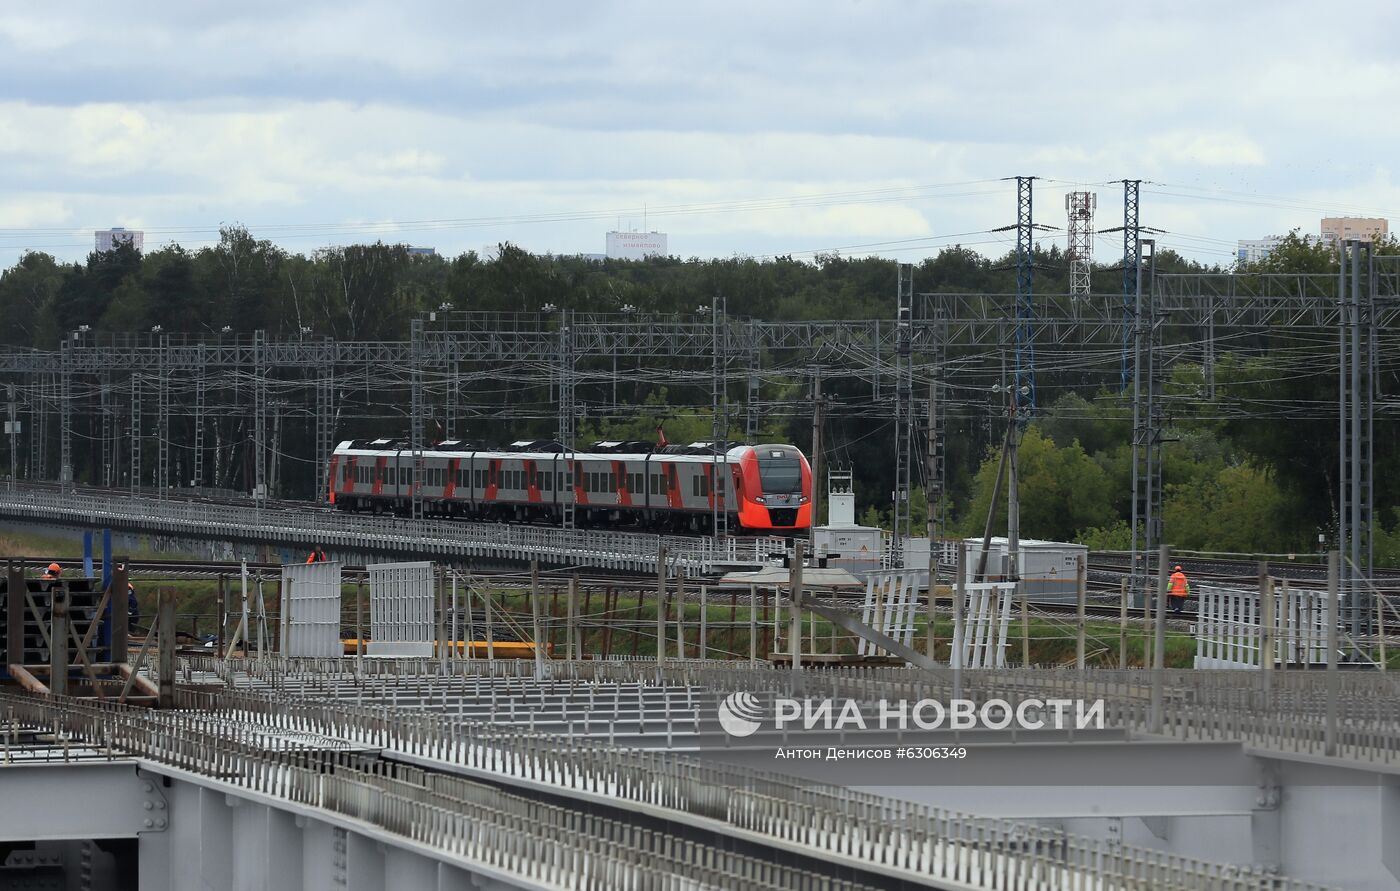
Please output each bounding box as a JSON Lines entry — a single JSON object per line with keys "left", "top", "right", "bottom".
{"left": 734, "top": 444, "right": 812, "bottom": 533}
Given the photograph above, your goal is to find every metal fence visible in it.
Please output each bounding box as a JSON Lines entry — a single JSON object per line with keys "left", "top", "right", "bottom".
{"left": 279, "top": 561, "right": 343, "bottom": 658}
{"left": 0, "top": 691, "right": 879, "bottom": 891}
{"left": 952, "top": 583, "right": 1016, "bottom": 669}
{"left": 0, "top": 484, "right": 786, "bottom": 575}
{"left": 1195, "top": 583, "right": 1338, "bottom": 669}
{"left": 368, "top": 561, "right": 434, "bottom": 657}
{"left": 856, "top": 572, "right": 919, "bottom": 655}
{"left": 154, "top": 683, "right": 1338, "bottom": 891}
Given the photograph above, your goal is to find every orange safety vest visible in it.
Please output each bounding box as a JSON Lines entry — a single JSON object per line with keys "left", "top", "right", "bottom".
{"left": 1169, "top": 571, "right": 1190, "bottom": 598}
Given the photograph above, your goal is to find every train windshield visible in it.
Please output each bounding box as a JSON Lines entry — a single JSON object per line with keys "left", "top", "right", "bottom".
{"left": 757, "top": 451, "right": 802, "bottom": 494}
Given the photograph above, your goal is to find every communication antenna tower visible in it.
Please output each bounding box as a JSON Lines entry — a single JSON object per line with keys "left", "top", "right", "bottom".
{"left": 1065, "top": 191, "right": 1096, "bottom": 297}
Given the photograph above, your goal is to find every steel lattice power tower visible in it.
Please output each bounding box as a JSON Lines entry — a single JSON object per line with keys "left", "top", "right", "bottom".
{"left": 1065, "top": 192, "right": 1096, "bottom": 297}
{"left": 1119, "top": 180, "right": 1141, "bottom": 390}
{"left": 1013, "top": 176, "right": 1037, "bottom": 414}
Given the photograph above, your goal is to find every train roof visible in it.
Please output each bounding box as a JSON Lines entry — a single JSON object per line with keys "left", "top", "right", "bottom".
{"left": 335, "top": 441, "right": 771, "bottom": 462}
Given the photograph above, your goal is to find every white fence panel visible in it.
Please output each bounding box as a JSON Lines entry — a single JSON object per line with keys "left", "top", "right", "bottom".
{"left": 1194, "top": 583, "right": 1339, "bottom": 669}
{"left": 951, "top": 582, "right": 1015, "bottom": 669}
{"left": 369, "top": 561, "right": 435, "bottom": 657}
{"left": 856, "top": 572, "right": 919, "bottom": 655}
{"left": 279, "top": 561, "right": 343, "bottom": 658}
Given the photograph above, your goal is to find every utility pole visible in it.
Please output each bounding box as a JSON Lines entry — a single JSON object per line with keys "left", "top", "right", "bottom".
{"left": 6, "top": 384, "right": 15, "bottom": 494}
{"left": 892, "top": 264, "right": 915, "bottom": 567}
{"left": 809, "top": 367, "right": 823, "bottom": 553}
{"left": 1129, "top": 238, "right": 1161, "bottom": 599}
{"left": 710, "top": 293, "right": 728, "bottom": 539}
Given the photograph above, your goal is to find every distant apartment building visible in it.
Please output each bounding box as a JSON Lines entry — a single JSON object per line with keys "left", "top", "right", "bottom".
{"left": 405, "top": 246, "right": 437, "bottom": 257}
{"left": 1237, "top": 236, "right": 1284, "bottom": 264}
{"left": 1321, "top": 217, "right": 1388, "bottom": 247}
{"left": 94, "top": 227, "right": 144, "bottom": 253}
{"left": 605, "top": 231, "right": 668, "bottom": 260}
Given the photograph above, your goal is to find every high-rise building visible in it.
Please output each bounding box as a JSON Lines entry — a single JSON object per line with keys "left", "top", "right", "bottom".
{"left": 1236, "top": 236, "right": 1284, "bottom": 264}
{"left": 94, "top": 227, "right": 144, "bottom": 253}
{"left": 605, "top": 231, "right": 668, "bottom": 260}
{"left": 1320, "top": 217, "right": 1388, "bottom": 247}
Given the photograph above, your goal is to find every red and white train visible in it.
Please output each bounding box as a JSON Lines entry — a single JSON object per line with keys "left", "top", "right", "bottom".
{"left": 329, "top": 439, "right": 812, "bottom": 534}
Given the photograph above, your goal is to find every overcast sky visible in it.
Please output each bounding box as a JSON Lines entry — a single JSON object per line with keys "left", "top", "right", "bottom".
{"left": 1, "top": 1, "right": 1397, "bottom": 268}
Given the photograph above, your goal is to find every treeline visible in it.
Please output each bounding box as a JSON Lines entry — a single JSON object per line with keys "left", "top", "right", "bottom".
{"left": 1, "top": 227, "right": 1394, "bottom": 560}
{"left": 0, "top": 226, "right": 1218, "bottom": 346}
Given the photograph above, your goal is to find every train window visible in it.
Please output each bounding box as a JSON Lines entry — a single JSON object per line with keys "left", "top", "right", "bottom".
{"left": 701, "top": 475, "right": 710, "bottom": 497}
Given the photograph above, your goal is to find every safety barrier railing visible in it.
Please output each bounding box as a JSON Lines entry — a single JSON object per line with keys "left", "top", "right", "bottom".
{"left": 0, "top": 692, "right": 875, "bottom": 891}
{"left": 0, "top": 485, "right": 784, "bottom": 575}
{"left": 177, "top": 654, "right": 1400, "bottom": 766}
{"left": 151, "top": 683, "right": 1335, "bottom": 891}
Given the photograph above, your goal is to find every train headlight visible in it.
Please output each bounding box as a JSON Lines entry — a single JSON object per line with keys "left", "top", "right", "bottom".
{"left": 754, "top": 496, "right": 766, "bottom": 504}
{"left": 798, "top": 495, "right": 809, "bottom": 504}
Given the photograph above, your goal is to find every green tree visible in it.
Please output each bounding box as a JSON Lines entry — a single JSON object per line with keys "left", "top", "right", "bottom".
{"left": 1161, "top": 464, "right": 1299, "bottom": 554}
{"left": 0, "top": 252, "right": 65, "bottom": 346}
{"left": 959, "top": 426, "right": 1116, "bottom": 543}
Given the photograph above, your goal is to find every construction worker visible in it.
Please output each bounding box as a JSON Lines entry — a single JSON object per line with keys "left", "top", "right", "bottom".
{"left": 306, "top": 545, "right": 328, "bottom": 564}
{"left": 127, "top": 581, "right": 141, "bottom": 632}
{"left": 1168, "top": 564, "right": 1191, "bottom": 615}
{"left": 41, "top": 562, "right": 62, "bottom": 581}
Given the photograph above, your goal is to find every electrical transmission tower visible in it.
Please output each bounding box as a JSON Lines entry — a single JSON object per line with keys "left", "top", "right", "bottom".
{"left": 1065, "top": 192, "right": 1096, "bottom": 297}
{"left": 1011, "top": 176, "right": 1041, "bottom": 415}
{"left": 1119, "top": 180, "right": 1141, "bottom": 391}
